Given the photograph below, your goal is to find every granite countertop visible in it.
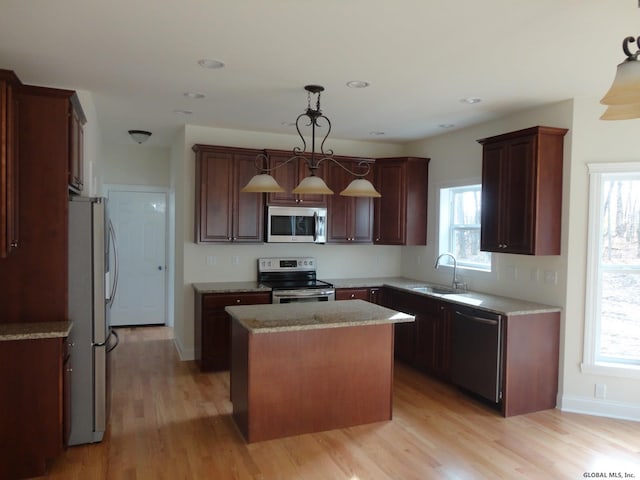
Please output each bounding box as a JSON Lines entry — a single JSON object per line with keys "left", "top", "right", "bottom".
{"left": 193, "top": 281, "right": 270, "bottom": 294}
{"left": 325, "top": 277, "right": 561, "bottom": 316}
{"left": 0, "top": 321, "right": 73, "bottom": 341}
{"left": 194, "top": 276, "right": 561, "bottom": 316}
{"left": 226, "top": 299, "right": 414, "bottom": 333}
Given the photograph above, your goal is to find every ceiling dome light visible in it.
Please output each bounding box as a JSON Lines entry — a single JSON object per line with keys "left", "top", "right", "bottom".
{"left": 346, "top": 80, "right": 370, "bottom": 89}
{"left": 128, "top": 130, "right": 152, "bottom": 144}
{"left": 198, "top": 59, "right": 225, "bottom": 69}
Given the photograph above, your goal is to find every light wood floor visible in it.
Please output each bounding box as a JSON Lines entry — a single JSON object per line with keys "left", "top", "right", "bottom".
{"left": 37, "top": 327, "right": 639, "bottom": 479}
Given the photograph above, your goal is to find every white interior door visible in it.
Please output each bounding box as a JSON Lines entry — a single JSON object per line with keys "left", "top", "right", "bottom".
{"left": 108, "top": 189, "right": 167, "bottom": 326}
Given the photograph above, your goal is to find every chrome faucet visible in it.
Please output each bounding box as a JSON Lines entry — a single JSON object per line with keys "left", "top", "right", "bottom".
{"left": 434, "top": 253, "right": 465, "bottom": 290}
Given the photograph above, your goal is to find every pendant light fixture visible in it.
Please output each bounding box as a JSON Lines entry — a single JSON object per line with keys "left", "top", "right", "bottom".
{"left": 241, "top": 85, "right": 381, "bottom": 197}
{"left": 600, "top": 36, "right": 640, "bottom": 120}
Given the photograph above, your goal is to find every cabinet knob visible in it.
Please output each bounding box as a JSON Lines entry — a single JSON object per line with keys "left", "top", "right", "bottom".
{"left": 66, "top": 367, "right": 73, "bottom": 373}
{"left": 236, "top": 299, "right": 241, "bottom": 303}
{"left": 67, "top": 341, "right": 75, "bottom": 347}
{"left": 350, "top": 294, "right": 355, "bottom": 298}
{"left": 10, "top": 241, "right": 18, "bottom": 247}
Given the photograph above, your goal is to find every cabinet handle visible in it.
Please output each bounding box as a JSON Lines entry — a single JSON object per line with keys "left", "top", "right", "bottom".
{"left": 66, "top": 367, "right": 73, "bottom": 373}
{"left": 10, "top": 241, "right": 18, "bottom": 247}
{"left": 67, "top": 341, "right": 75, "bottom": 347}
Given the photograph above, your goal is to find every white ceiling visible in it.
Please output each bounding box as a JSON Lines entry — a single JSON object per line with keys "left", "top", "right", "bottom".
{"left": 1, "top": 0, "right": 638, "bottom": 147}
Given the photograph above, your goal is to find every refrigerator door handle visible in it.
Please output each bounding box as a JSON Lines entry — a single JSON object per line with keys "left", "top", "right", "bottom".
{"left": 107, "top": 219, "right": 119, "bottom": 307}
{"left": 107, "top": 329, "right": 119, "bottom": 353}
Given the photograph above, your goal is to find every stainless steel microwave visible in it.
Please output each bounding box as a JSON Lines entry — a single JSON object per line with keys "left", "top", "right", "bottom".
{"left": 266, "top": 206, "right": 327, "bottom": 243}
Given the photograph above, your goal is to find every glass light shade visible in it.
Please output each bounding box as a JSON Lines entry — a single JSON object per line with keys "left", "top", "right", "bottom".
{"left": 292, "top": 175, "right": 334, "bottom": 195}
{"left": 340, "top": 178, "right": 381, "bottom": 197}
{"left": 600, "top": 59, "right": 640, "bottom": 105}
{"left": 128, "top": 130, "right": 152, "bottom": 144}
{"left": 600, "top": 103, "right": 640, "bottom": 120}
{"left": 240, "top": 174, "right": 285, "bottom": 193}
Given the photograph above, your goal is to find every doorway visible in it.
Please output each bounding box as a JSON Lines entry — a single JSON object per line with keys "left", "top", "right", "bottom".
{"left": 105, "top": 186, "right": 168, "bottom": 326}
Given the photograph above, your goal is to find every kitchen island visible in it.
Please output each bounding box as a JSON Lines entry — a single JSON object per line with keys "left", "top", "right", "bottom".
{"left": 225, "top": 300, "right": 414, "bottom": 443}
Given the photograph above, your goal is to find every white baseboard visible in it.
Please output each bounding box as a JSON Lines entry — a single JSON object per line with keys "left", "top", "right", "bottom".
{"left": 558, "top": 394, "right": 640, "bottom": 422}
{"left": 172, "top": 336, "right": 195, "bottom": 361}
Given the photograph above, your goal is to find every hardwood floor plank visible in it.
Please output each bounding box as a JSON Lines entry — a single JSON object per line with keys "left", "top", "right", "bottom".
{"left": 35, "top": 326, "right": 639, "bottom": 480}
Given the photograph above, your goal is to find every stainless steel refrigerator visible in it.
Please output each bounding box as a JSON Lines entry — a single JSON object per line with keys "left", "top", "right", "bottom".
{"left": 67, "top": 196, "right": 119, "bottom": 445}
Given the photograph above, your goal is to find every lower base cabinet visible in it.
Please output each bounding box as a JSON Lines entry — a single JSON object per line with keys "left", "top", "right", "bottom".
{"left": 194, "top": 291, "right": 271, "bottom": 371}
{"left": 0, "top": 336, "right": 69, "bottom": 479}
{"left": 384, "top": 286, "right": 559, "bottom": 417}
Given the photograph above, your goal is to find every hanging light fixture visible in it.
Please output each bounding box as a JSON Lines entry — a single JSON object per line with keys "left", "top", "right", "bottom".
{"left": 240, "top": 85, "right": 381, "bottom": 197}
{"left": 600, "top": 36, "right": 640, "bottom": 120}
{"left": 128, "top": 130, "right": 152, "bottom": 144}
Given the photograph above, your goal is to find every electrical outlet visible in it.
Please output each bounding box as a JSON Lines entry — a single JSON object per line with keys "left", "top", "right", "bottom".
{"left": 232, "top": 255, "right": 240, "bottom": 265}
{"left": 595, "top": 383, "right": 607, "bottom": 399}
{"left": 544, "top": 270, "right": 558, "bottom": 285}
{"left": 206, "top": 255, "right": 216, "bottom": 266}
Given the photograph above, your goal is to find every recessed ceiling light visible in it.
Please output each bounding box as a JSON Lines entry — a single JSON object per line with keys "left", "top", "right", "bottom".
{"left": 346, "top": 80, "right": 370, "bottom": 89}
{"left": 174, "top": 109, "right": 193, "bottom": 115}
{"left": 460, "top": 97, "right": 482, "bottom": 104}
{"left": 184, "top": 92, "right": 205, "bottom": 99}
{"left": 369, "top": 131, "right": 385, "bottom": 136}
{"left": 438, "top": 124, "right": 455, "bottom": 129}
{"left": 198, "top": 59, "right": 225, "bottom": 69}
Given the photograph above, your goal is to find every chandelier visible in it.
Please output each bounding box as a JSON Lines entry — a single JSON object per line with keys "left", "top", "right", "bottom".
{"left": 241, "top": 85, "right": 381, "bottom": 197}
{"left": 600, "top": 36, "right": 640, "bottom": 120}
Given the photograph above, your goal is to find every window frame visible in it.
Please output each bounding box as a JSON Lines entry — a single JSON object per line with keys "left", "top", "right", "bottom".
{"left": 582, "top": 162, "right": 640, "bottom": 379}
{"left": 438, "top": 180, "right": 492, "bottom": 273}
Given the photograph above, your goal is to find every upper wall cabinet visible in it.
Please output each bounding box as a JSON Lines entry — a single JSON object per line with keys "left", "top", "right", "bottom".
{"left": 326, "top": 156, "right": 375, "bottom": 244}
{"left": 477, "top": 126, "right": 568, "bottom": 255}
{"left": 264, "top": 149, "right": 327, "bottom": 207}
{"left": 0, "top": 69, "right": 21, "bottom": 258}
{"left": 193, "top": 144, "right": 265, "bottom": 243}
{"left": 373, "top": 157, "right": 429, "bottom": 245}
{"left": 68, "top": 94, "right": 86, "bottom": 193}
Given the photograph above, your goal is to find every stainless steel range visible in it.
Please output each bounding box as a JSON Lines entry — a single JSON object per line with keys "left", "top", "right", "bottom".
{"left": 258, "top": 257, "right": 335, "bottom": 304}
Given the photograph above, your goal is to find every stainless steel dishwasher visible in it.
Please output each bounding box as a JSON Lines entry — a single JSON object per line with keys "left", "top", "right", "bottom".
{"left": 451, "top": 305, "right": 503, "bottom": 403}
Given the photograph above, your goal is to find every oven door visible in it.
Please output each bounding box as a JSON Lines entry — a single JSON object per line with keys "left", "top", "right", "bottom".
{"left": 272, "top": 288, "right": 335, "bottom": 304}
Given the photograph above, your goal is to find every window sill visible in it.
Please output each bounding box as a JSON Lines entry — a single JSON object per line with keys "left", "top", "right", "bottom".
{"left": 580, "top": 361, "right": 640, "bottom": 380}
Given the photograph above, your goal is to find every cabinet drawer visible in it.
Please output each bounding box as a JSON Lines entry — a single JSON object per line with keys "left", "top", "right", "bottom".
{"left": 203, "top": 292, "right": 271, "bottom": 309}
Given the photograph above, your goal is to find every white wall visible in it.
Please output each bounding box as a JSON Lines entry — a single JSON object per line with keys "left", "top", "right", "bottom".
{"left": 101, "top": 143, "right": 170, "bottom": 187}
{"left": 172, "top": 125, "right": 404, "bottom": 360}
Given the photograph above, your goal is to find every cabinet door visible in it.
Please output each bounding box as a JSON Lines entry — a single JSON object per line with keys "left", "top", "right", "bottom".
{"left": 0, "top": 71, "right": 19, "bottom": 258}
{"left": 326, "top": 159, "right": 373, "bottom": 244}
{"left": 500, "top": 137, "right": 535, "bottom": 253}
{"left": 374, "top": 161, "right": 406, "bottom": 244}
{"left": 369, "top": 287, "right": 382, "bottom": 305}
{"left": 414, "top": 312, "right": 437, "bottom": 373}
{"left": 196, "top": 152, "right": 234, "bottom": 242}
{"left": 480, "top": 142, "right": 503, "bottom": 252}
{"left": 233, "top": 152, "right": 265, "bottom": 242}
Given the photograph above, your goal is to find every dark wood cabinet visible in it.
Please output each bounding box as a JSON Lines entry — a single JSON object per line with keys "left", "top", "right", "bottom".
{"left": 477, "top": 126, "right": 567, "bottom": 255}
{"left": 335, "top": 287, "right": 381, "bottom": 302}
{"left": 194, "top": 291, "right": 271, "bottom": 371}
{"left": 264, "top": 149, "right": 327, "bottom": 207}
{"left": 0, "top": 69, "right": 20, "bottom": 258}
{"left": 373, "top": 157, "right": 429, "bottom": 245}
{"left": 193, "top": 145, "right": 265, "bottom": 243}
{"left": 326, "top": 157, "right": 375, "bottom": 244}
{"left": 68, "top": 95, "right": 85, "bottom": 193}
{"left": 386, "top": 289, "right": 451, "bottom": 380}
{"left": 0, "top": 336, "right": 69, "bottom": 479}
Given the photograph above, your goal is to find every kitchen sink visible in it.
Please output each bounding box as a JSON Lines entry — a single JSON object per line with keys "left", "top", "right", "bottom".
{"left": 410, "top": 285, "right": 458, "bottom": 295}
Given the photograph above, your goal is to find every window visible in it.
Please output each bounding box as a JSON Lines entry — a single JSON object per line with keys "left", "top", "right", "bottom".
{"left": 584, "top": 163, "right": 640, "bottom": 375}
{"left": 439, "top": 184, "right": 491, "bottom": 271}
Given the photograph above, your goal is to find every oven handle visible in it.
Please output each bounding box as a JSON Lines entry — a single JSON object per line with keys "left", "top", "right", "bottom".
{"left": 273, "top": 289, "right": 335, "bottom": 297}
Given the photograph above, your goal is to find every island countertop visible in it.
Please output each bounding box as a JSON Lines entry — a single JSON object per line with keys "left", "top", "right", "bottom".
{"left": 226, "top": 299, "right": 414, "bottom": 333}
